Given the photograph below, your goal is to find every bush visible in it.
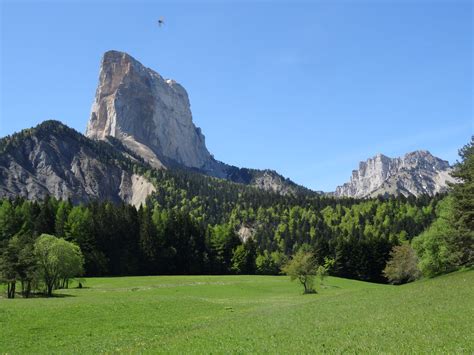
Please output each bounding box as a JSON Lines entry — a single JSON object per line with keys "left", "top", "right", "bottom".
{"left": 383, "top": 244, "right": 421, "bottom": 284}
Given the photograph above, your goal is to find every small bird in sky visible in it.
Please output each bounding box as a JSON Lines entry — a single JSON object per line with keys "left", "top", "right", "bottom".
{"left": 158, "top": 17, "right": 165, "bottom": 27}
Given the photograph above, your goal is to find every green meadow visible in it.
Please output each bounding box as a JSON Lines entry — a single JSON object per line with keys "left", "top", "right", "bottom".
{"left": 1, "top": 270, "right": 473, "bottom": 353}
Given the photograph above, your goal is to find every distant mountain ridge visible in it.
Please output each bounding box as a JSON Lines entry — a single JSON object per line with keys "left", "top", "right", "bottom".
{"left": 334, "top": 150, "right": 455, "bottom": 198}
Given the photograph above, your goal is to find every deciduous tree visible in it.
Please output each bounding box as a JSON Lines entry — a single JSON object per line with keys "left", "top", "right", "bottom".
{"left": 282, "top": 249, "right": 318, "bottom": 294}
{"left": 34, "top": 234, "right": 84, "bottom": 296}
{"left": 383, "top": 244, "right": 421, "bottom": 284}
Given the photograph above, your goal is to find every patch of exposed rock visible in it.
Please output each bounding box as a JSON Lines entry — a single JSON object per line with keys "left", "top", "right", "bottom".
{"left": 237, "top": 225, "right": 255, "bottom": 243}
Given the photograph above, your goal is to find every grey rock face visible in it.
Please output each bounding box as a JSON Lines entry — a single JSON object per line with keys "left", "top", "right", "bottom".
{"left": 334, "top": 150, "right": 455, "bottom": 198}
{"left": 0, "top": 121, "right": 155, "bottom": 207}
{"left": 86, "top": 50, "right": 304, "bottom": 195}
{"left": 86, "top": 50, "right": 212, "bottom": 170}
{"left": 252, "top": 170, "right": 300, "bottom": 195}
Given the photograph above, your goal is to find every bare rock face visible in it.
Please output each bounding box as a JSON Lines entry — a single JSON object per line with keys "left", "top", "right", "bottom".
{"left": 334, "top": 151, "right": 455, "bottom": 198}
{"left": 252, "top": 170, "right": 298, "bottom": 195}
{"left": 85, "top": 50, "right": 304, "bottom": 194}
{"left": 86, "top": 50, "right": 213, "bottom": 171}
{"left": 237, "top": 225, "right": 255, "bottom": 243}
{"left": 0, "top": 121, "right": 155, "bottom": 207}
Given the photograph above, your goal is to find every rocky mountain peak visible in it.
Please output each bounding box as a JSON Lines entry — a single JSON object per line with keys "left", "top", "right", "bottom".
{"left": 401, "top": 150, "right": 450, "bottom": 171}
{"left": 86, "top": 50, "right": 212, "bottom": 170}
{"left": 335, "top": 150, "right": 455, "bottom": 198}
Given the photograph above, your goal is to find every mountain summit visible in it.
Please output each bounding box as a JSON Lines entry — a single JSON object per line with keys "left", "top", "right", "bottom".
{"left": 86, "top": 50, "right": 304, "bottom": 194}
{"left": 334, "top": 150, "right": 455, "bottom": 198}
{"left": 86, "top": 50, "right": 213, "bottom": 171}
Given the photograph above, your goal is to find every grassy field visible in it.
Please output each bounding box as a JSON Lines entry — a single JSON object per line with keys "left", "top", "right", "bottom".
{"left": 1, "top": 270, "right": 472, "bottom": 353}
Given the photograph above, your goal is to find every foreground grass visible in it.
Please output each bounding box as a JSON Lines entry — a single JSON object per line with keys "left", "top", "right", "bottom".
{"left": 0, "top": 270, "right": 472, "bottom": 353}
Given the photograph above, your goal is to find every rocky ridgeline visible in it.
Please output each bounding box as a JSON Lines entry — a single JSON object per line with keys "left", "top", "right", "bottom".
{"left": 334, "top": 150, "right": 455, "bottom": 198}
{"left": 0, "top": 121, "right": 155, "bottom": 206}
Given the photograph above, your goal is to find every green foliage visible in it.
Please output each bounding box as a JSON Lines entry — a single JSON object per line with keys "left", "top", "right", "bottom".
{"left": 0, "top": 233, "right": 37, "bottom": 298}
{"left": 412, "top": 138, "right": 474, "bottom": 278}
{"left": 65, "top": 206, "right": 96, "bottom": 273}
{"left": 412, "top": 197, "right": 461, "bottom": 277}
{"left": 449, "top": 137, "right": 474, "bottom": 267}
{"left": 0, "top": 200, "right": 19, "bottom": 242}
{"left": 323, "top": 256, "right": 335, "bottom": 271}
{"left": 281, "top": 249, "right": 318, "bottom": 294}
{"left": 256, "top": 250, "right": 287, "bottom": 275}
{"left": 231, "top": 239, "right": 256, "bottom": 274}
{"left": 34, "top": 234, "right": 84, "bottom": 296}
{"left": 208, "top": 224, "right": 241, "bottom": 274}
{"left": 316, "top": 265, "right": 328, "bottom": 283}
{"left": 0, "top": 236, "right": 20, "bottom": 298}
{"left": 55, "top": 201, "right": 71, "bottom": 238}
{"left": 383, "top": 244, "right": 421, "bottom": 284}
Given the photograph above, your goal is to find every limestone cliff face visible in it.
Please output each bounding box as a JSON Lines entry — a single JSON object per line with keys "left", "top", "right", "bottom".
{"left": 334, "top": 151, "right": 455, "bottom": 198}
{"left": 86, "top": 50, "right": 212, "bottom": 170}
{"left": 0, "top": 121, "right": 155, "bottom": 207}
{"left": 86, "top": 50, "right": 304, "bottom": 194}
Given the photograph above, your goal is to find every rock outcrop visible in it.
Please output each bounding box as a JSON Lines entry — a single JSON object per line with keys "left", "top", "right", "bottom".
{"left": 0, "top": 121, "right": 155, "bottom": 207}
{"left": 334, "top": 150, "right": 455, "bottom": 198}
{"left": 86, "top": 50, "right": 215, "bottom": 171}
{"left": 85, "top": 50, "right": 303, "bottom": 194}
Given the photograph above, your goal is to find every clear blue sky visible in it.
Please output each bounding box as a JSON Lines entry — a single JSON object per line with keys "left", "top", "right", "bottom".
{"left": 1, "top": 0, "right": 472, "bottom": 191}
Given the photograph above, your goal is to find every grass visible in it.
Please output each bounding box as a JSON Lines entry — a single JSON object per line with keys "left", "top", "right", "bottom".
{"left": 0, "top": 269, "right": 473, "bottom": 353}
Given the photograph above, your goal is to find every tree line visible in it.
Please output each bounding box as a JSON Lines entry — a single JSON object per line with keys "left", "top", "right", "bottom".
{"left": 0, "top": 192, "right": 440, "bottom": 290}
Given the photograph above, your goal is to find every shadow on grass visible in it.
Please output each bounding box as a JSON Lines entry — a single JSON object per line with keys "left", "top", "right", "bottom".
{"left": 320, "top": 284, "right": 341, "bottom": 289}
{"left": 49, "top": 293, "right": 76, "bottom": 298}
{"left": 7, "top": 292, "right": 77, "bottom": 299}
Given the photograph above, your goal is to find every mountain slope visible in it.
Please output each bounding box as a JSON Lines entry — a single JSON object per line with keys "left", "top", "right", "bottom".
{"left": 85, "top": 50, "right": 305, "bottom": 195}
{"left": 334, "top": 150, "right": 455, "bottom": 198}
{"left": 0, "top": 121, "right": 155, "bottom": 206}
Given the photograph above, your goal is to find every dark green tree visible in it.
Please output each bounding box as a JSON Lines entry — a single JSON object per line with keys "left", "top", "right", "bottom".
{"left": 449, "top": 137, "right": 474, "bottom": 267}
{"left": 231, "top": 239, "right": 257, "bottom": 274}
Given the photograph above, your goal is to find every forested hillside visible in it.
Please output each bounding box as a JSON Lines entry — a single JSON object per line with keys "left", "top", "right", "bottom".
{"left": 0, "top": 191, "right": 440, "bottom": 283}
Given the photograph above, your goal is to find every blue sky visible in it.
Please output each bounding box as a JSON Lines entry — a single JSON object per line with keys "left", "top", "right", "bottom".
{"left": 1, "top": 0, "right": 472, "bottom": 191}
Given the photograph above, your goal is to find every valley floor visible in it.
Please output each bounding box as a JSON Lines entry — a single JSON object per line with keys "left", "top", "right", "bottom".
{"left": 1, "top": 270, "right": 473, "bottom": 353}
